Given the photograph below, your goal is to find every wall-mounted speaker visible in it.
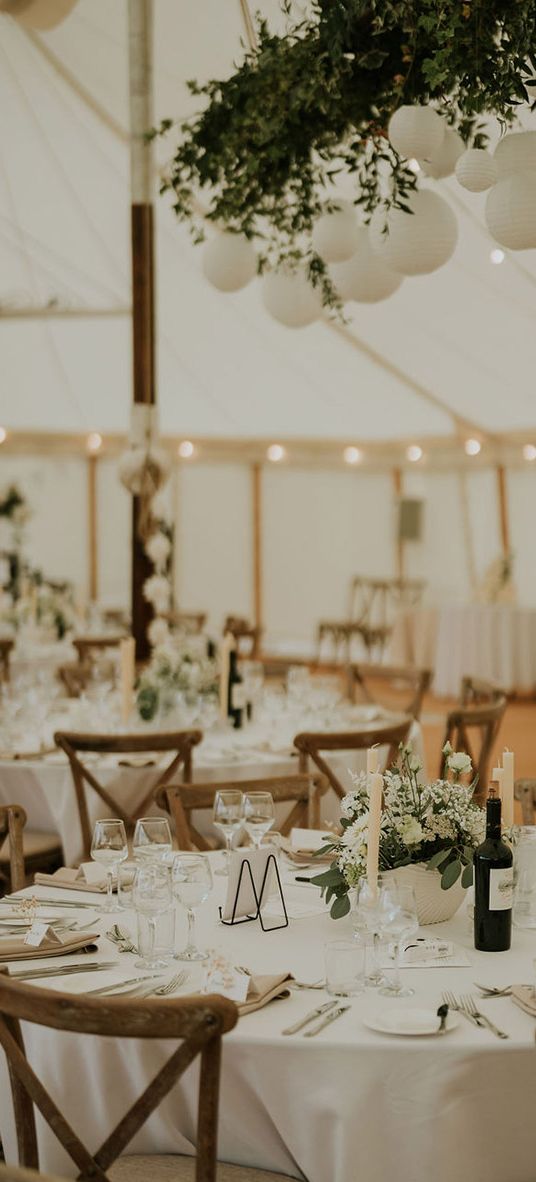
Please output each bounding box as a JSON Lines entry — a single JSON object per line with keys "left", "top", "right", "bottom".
{"left": 398, "top": 497, "right": 423, "bottom": 542}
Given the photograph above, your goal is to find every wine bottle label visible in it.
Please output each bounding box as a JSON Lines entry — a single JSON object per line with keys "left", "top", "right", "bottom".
{"left": 488, "top": 867, "right": 513, "bottom": 910}
{"left": 231, "top": 684, "right": 247, "bottom": 710}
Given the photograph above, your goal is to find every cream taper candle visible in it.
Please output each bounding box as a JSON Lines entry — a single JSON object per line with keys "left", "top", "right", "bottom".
{"left": 119, "top": 636, "right": 136, "bottom": 725}
{"left": 366, "top": 764, "right": 383, "bottom": 893}
{"left": 367, "top": 745, "right": 380, "bottom": 775}
{"left": 501, "top": 749, "right": 515, "bottom": 830}
{"left": 219, "top": 632, "right": 234, "bottom": 719}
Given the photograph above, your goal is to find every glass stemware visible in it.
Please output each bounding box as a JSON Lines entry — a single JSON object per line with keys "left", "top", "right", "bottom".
{"left": 132, "top": 816, "right": 172, "bottom": 862}
{"left": 132, "top": 863, "right": 173, "bottom": 969}
{"left": 379, "top": 882, "right": 419, "bottom": 998}
{"left": 90, "top": 819, "right": 128, "bottom": 913}
{"left": 354, "top": 876, "right": 387, "bottom": 987}
{"left": 172, "top": 853, "right": 213, "bottom": 961}
{"left": 212, "top": 789, "right": 244, "bottom": 875}
{"left": 243, "top": 791, "right": 275, "bottom": 849}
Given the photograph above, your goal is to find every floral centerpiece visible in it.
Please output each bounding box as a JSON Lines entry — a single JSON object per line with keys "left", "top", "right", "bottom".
{"left": 313, "top": 744, "right": 485, "bottom": 924}
{"left": 136, "top": 634, "right": 218, "bottom": 721}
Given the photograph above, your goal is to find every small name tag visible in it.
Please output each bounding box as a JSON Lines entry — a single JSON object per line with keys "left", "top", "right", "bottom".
{"left": 24, "top": 923, "right": 62, "bottom": 949}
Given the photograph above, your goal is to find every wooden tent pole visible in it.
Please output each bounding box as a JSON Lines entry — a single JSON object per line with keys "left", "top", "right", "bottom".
{"left": 252, "top": 463, "right": 263, "bottom": 632}
{"left": 87, "top": 454, "right": 98, "bottom": 602}
{"left": 392, "top": 467, "right": 404, "bottom": 579}
{"left": 128, "top": 0, "right": 155, "bottom": 659}
{"left": 496, "top": 464, "right": 510, "bottom": 556}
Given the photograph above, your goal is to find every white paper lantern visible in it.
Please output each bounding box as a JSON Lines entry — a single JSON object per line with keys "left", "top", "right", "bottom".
{"left": 0, "top": 0, "right": 76, "bottom": 27}
{"left": 330, "top": 227, "right": 403, "bottom": 302}
{"left": 486, "top": 171, "right": 536, "bottom": 250}
{"left": 419, "top": 128, "right": 464, "bottom": 179}
{"left": 202, "top": 231, "right": 257, "bottom": 292}
{"left": 388, "top": 105, "right": 444, "bottom": 162}
{"left": 311, "top": 201, "right": 360, "bottom": 263}
{"left": 494, "top": 131, "right": 536, "bottom": 178}
{"left": 369, "top": 189, "right": 458, "bottom": 276}
{"left": 262, "top": 267, "right": 322, "bottom": 328}
{"left": 455, "top": 148, "right": 497, "bottom": 192}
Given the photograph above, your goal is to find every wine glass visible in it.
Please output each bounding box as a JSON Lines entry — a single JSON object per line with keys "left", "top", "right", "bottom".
{"left": 132, "top": 817, "right": 172, "bottom": 862}
{"left": 243, "top": 791, "right": 275, "bottom": 849}
{"left": 354, "top": 876, "right": 387, "bottom": 987}
{"left": 90, "top": 819, "right": 128, "bottom": 913}
{"left": 379, "top": 882, "right": 419, "bottom": 998}
{"left": 132, "top": 863, "right": 173, "bottom": 969}
{"left": 212, "top": 789, "right": 244, "bottom": 875}
{"left": 172, "top": 854, "right": 213, "bottom": 961}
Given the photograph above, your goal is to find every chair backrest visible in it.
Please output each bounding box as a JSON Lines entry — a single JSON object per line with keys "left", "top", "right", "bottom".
{"left": 223, "top": 617, "right": 262, "bottom": 658}
{"left": 0, "top": 1165, "right": 68, "bottom": 1182}
{"left": 72, "top": 635, "right": 126, "bottom": 665}
{"left": 0, "top": 637, "right": 14, "bottom": 681}
{"left": 514, "top": 778, "right": 536, "bottom": 825}
{"left": 0, "top": 973, "right": 237, "bottom": 1182}
{"left": 166, "top": 611, "right": 207, "bottom": 635}
{"left": 440, "top": 697, "right": 507, "bottom": 806}
{"left": 156, "top": 773, "right": 328, "bottom": 851}
{"left": 460, "top": 675, "right": 505, "bottom": 707}
{"left": 347, "top": 662, "right": 432, "bottom": 720}
{"left": 54, "top": 730, "right": 202, "bottom": 859}
{"left": 349, "top": 577, "right": 425, "bottom": 627}
{"left": 56, "top": 662, "right": 90, "bottom": 698}
{"left": 0, "top": 804, "right": 26, "bottom": 893}
{"left": 294, "top": 718, "right": 413, "bottom": 800}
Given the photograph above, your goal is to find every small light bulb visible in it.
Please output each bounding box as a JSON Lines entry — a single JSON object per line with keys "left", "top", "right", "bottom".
{"left": 267, "top": 443, "right": 285, "bottom": 462}
{"left": 343, "top": 446, "right": 363, "bottom": 465}
{"left": 406, "top": 444, "right": 423, "bottom": 463}
{"left": 86, "top": 432, "right": 102, "bottom": 453}
{"left": 490, "top": 248, "right": 505, "bottom": 265}
{"left": 464, "top": 438, "right": 481, "bottom": 456}
{"left": 523, "top": 443, "right": 536, "bottom": 462}
{"left": 0, "top": 427, "right": 6, "bottom": 444}
{"left": 178, "top": 440, "right": 194, "bottom": 458}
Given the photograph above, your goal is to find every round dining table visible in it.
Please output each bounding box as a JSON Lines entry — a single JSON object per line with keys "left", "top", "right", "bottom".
{"left": 0, "top": 869, "right": 535, "bottom": 1182}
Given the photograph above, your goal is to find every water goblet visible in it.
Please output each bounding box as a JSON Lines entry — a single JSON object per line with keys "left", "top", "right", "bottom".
{"left": 132, "top": 816, "right": 172, "bottom": 863}
{"left": 90, "top": 818, "right": 128, "bottom": 913}
{"left": 354, "top": 876, "right": 387, "bottom": 987}
{"left": 379, "top": 882, "right": 419, "bottom": 998}
{"left": 212, "top": 789, "right": 244, "bottom": 875}
{"left": 243, "top": 791, "right": 275, "bottom": 849}
{"left": 172, "top": 853, "right": 213, "bottom": 961}
{"left": 132, "top": 863, "right": 173, "bottom": 970}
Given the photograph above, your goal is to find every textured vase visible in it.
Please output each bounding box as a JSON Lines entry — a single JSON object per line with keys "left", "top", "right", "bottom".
{"left": 382, "top": 863, "right": 467, "bottom": 925}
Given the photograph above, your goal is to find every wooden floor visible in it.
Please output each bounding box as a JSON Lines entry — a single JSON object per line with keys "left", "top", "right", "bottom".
{"left": 422, "top": 693, "right": 536, "bottom": 822}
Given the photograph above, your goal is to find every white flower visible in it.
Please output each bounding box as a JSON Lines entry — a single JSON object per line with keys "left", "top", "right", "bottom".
{"left": 397, "top": 815, "right": 424, "bottom": 846}
{"left": 340, "top": 815, "right": 369, "bottom": 858}
{"left": 147, "top": 616, "right": 170, "bottom": 648}
{"left": 447, "top": 751, "right": 472, "bottom": 777}
{"left": 143, "top": 574, "right": 171, "bottom": 614}
{"left": 145, "top": 530, "right": 171, "bottom": 571}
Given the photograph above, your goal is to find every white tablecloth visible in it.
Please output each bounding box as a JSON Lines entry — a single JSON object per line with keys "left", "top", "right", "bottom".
{"left": 0, "top": 875, "right": 535, "bottom": 1182}
{"left": 0, "top": 714, "right": 423, "bottom": 865}
{"left": 390, "top": 603, "right": 536, "bottom": 697}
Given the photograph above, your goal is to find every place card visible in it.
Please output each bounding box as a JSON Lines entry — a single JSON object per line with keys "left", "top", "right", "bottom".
{"left": 24, "top": 923, "right": 62, "bottom": 949}
{"left": 202, "top": 952, "right": 249, "bottom": 1003}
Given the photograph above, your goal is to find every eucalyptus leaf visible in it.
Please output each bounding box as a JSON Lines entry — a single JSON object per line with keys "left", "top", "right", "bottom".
{"left": 441, "top": 859, "right": 462, "bottom": 891}
{"left": 330, "top": 894, "right": 351, "bottom": 920}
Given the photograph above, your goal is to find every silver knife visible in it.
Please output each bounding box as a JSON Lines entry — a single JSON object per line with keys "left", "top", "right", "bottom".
{"left": 304, "top": 1004, "right": 350, "bottom": 1037}
{"left": 1, "top": 899, "right": 100, "bottom": 910}
{"left": 86, "top": 973, "right": 163, "bottom": 997}
{"left": 282, "top": 999, "right": 337, "bottom": 1036}
{"left": 9, "top": 962, "right": 117, "bottom": 980}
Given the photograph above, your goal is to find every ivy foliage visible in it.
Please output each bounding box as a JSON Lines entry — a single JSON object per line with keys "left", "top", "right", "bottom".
{"left": 155, "top": 1, "right": 536, "bottom": 306}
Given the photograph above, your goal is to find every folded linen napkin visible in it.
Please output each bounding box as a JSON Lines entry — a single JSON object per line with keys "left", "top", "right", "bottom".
{"left": 510, "top": 984, "right": 536, "bottom": 1016}
{"left": 0, "top": 930, "right": 99, "bottom": 962}
{"left": 238, "top": 971, "right": 293, "bottom": 1016}
{"left": 34, "top": 865, "right": 115, "bottom": 893}
{"left": 280, "top": 837, "right": 333, "bottom": 866}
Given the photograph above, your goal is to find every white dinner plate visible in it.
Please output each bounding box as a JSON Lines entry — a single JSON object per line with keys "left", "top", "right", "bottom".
{"left": 364, "top": 1007, "right": 459, "bottom": 1037}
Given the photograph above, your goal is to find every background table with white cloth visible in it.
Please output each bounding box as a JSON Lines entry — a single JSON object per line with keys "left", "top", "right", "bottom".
{"left": 0, "top": 873, "right": 535, "bottom": 1182}
{"left": 0, "top": 711, "right": 423, "bottom": 865}
{"left": 390, "top": 602, "right": 536, "bottom": 697}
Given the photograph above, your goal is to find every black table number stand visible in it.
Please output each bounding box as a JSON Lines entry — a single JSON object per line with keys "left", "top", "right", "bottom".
{"left": 219, "top": 853, "right": 289, "bottom": 932}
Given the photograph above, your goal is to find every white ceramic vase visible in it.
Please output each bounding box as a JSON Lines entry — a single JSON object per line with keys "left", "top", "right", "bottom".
{"left": 382, "top": 863, "right": 467, "bottom": 925}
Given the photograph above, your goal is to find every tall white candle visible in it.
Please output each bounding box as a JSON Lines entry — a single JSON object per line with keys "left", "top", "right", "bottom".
{"left": 367, "top": 745, "right": 379, "bottom": 775}
{"left": 366, "top": 769, "right": 383, "bottom": 894}
{"left": 219, "top": 632, "right": 234, "bottom": 719}
{"left": 119, "top": 636, "right": 136, "bottom": 725}
{"left": 501, "top": 749, "right": 515, "bottom": 830}
{"left": 492, "top": 766, "right": 504, "bottom": 795}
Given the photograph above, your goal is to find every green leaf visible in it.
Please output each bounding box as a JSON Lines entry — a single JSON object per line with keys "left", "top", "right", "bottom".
{"left": 427, "top": 849, "right": 452, "bottom": 870}
{"left": 330, "top": 894, "right": 351, "bottom": 920}
{"left": 441, "top": 859, "right": 462, "bottom": 890}
{"left": 461, "top": 862, "right": 473, "bottom": 889}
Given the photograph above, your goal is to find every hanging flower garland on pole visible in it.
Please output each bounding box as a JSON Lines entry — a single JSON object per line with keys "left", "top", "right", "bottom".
{"left": 153, "top": 1, "right": 536, "bottom": 315}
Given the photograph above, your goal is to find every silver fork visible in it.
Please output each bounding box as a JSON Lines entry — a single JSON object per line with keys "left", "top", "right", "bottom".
{"left": 473, "top": 982, "right": 512, "bottom": 997}
{"left": 461, "top": 994, "right": 509, "bottom": 1039}
{"left": 136, "top": 970, "right": 190, "bottom": 998}
{"left": 442, "top": 990, "right": 481, "bottom": 1028}
{"left": 105, "top": 926, "right": 137, "bottom": 954}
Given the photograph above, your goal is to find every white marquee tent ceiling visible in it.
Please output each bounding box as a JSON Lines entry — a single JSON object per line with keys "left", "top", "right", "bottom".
{"left": 1, "top": 0, "right": 536, "bottom": 444}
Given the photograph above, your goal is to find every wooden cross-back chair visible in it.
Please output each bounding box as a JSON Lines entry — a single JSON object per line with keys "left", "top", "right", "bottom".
{"left": 294, "top": 717, "right": 413, "bottom": 801}
{"left": 57, "top": 662, "right": 90, "bottom": 698}
{"left": 347, "top": 662, "right": 432, "bottom": 721}
{"left": 156, "top": 773, "right": 329, "bottom": 852}
{"left": 53, "top": 730, "right": 202, "bottom": 860}
{"left": 0, "top": 974, "right": 241, "bottom": 1182}
{"left": 460, "top": 675, "right": 506, "bottom": 707}
{"left": 514, "top": 779, "right": 536, "bottom": 824}
{"left": 440, "top": 696, "right": 507, "bottom": 807}
{"left": 165, "top": 611, "right": 207, "bottom": 635}
{"left": 0, "top": 804, "right": 26, "bottom": 894}
{"left": 0, "top": 636, "right": 14, "bottom": 681}
{"left": 72, "top": 635, "right": 126, "bottom": 665}
{"left": 0, "top": 1166, "right": 68, "bottom": 1182}
{"left": 223, "top": 617, "right": 262, "bottom": 658}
